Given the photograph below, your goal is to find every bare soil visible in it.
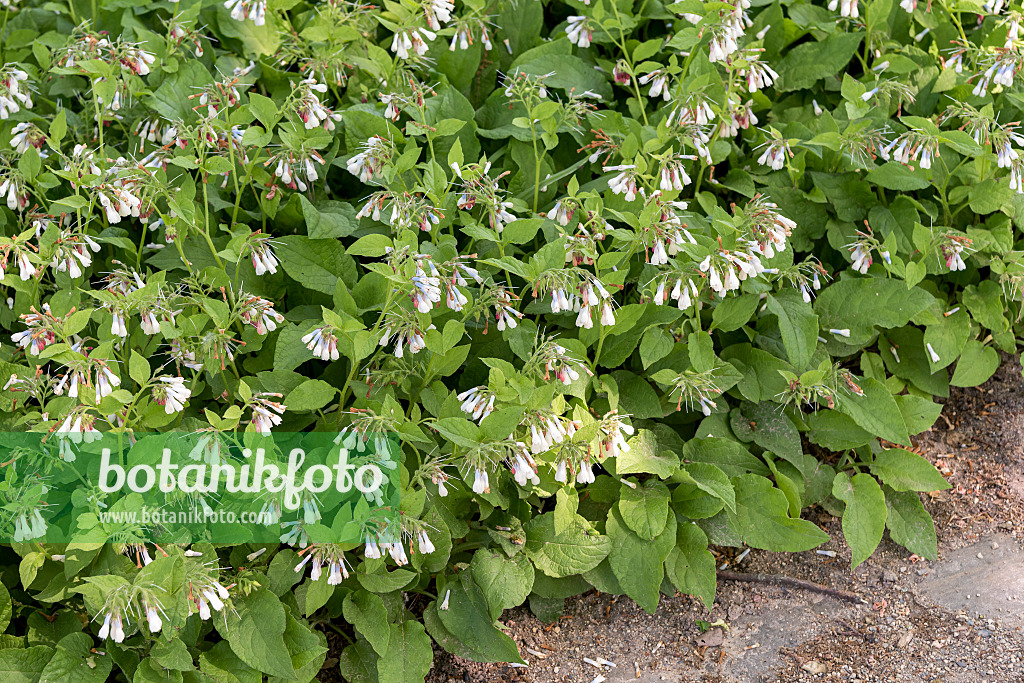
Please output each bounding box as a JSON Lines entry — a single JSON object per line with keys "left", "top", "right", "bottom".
{"left": 424, "top": 357, "right": 1024, "bottom": 683}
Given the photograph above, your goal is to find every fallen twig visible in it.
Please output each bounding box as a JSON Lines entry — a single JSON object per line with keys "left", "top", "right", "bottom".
{"left": 716, "top": 570, "right": 867, "bottom": 604}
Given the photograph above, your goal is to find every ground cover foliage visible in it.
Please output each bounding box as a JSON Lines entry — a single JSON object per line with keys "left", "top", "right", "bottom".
{"left": 0, "top": 0, "right": 1018, "bottom": 679}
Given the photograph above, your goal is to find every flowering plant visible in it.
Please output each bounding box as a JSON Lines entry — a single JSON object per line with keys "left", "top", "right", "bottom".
{"left": 0, "top": 0, "right": 1016, "bottom": 679}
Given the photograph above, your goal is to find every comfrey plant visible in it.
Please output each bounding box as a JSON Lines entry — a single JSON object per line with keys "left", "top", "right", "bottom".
{"left": 0, "top": 0, "right": 1020, "bottom": 680}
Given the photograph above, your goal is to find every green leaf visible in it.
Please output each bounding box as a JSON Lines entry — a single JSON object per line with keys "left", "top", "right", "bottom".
{"left": 894, "top": 394, "right": 943, "bottom": 435}
{"left": 18, "top": 146, "right": 41, "bottom": 180}
{"left": 884, "top": 487, "right": 938, "bottom": 560}
{"left": 502, "top": 218, "right": 544, "bottom": 245}
{"left": 151, "top": 639, "right": 194, "bottom": 671}
{"left": 683, "top": 437, "right": 771, "bottom": 478}
{"left": 218, "top": 588, "right": 294, "bottom": 679}
{"left": 814, "top": 278, "right": 936, "bottom": 346}
{"left": 665, "top": 523, "right": 716, "bottom": 610}
{"left": 610, "top": 370, "right": 663, "bottom": 419}
{"left": 0, "top": 646, "right": 53, "bottom": 683}
{"left": 376, "top": 621, "right": 432, "bottom": 683}
{"left": 347, "top": 234, "right": 394, "bottom": 258}
{"left": 247, "top": 93, "right": 280, "bottom": 131}
{"left": 615, "top": 429, "right": 679, "bottom": 477}
{"left": 524, "top": 513, "right": 611, "bottom": 578}
{"left": 0, "top": 582, "right": 10, "bottom": 632}
{"left": 339, "top": 639, "right": 380, "bottom": 683}
{"left": 274, "top": 324, "right": 314, "bottom": 373}
{"left": 343, "top": 591, "right": 391, "bottom": 657}
{"left": 868, "top": 449, "right": 951, "bottom": 492}
{"left": 742, "top": 402, "right": 802, "bottom": 464}
{"left": 923, "top": 309, "right": 970, "bottom": 371}
{"left": 836, "top": 378, "right": 911, "bottom": 446}
{"left": 275, "top": 236, "right": 355, "bottom": 293}
{"left": 728, "top": 474, "right": 830, "bottom": 552}
{"left": 675, "top": 462, "right": 736, "bottom": 513}
{"left": 951, "top": 340, "right": 999, "bottom": 387}
{"left": 286, "top": 379, "right": 337, "bottom": 412}
{"left": 436, "top": 572, "right": 524, "bottom": 664}
{"left": 617, "top": 479, "right": 670, "bottom": 541}
{"left": 199, "top": 641, "right": 260, "bottom": 683}
{"left": 606, "top": 506, "right": 675, "bottom": 614}
{"left": 805, "top": 410, "right": 873, "bottom": 450}
{"left": 39, "top": 633, "right": 113, "bottom": 683}
{"left": 775, "top": 32, "right": 863, "bottom": 91}
{"left": 470, "top": 551, "right": 535, "bottom": 618}
{"left": 832, "top": 472, "right": 887, "bottom": 569}
{"left": 129, "top": 352, "right": 151, "bottom": 385}
{"left": 766, "top": 291, "right": 818, "bottom": 370}
{"left": 49, "top": 110, "right": 67, "bottom": 145}
{"left": 866, "top": 162, "right": 930, "bottom": 191}
{"left": 300, "top": 196, "right": 359, "bottom": 239}
{"left": 711, "top": 294, "right": 759, "bottom": 332}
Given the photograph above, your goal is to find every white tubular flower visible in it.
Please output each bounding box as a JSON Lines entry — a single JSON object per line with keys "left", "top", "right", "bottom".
{"left": 472, "top": 467, "right": 489, "bottom": 494}
{"left": 387, "top": 541, "right": 409, "bottom": 566}
{"left": 849, "top": 244, "right": 873, "bottom": 274}
{"left": 95, "top": 364, "right": 121, "bottom": 401}
{"left": 565, "top": 16, "right": 593, "bottom": 48}
{"left": 425, "top": 0, "right": 454, "bottom": 29}
{"left": 417, "top": 530, "right": 435, "bottom": 554}
{"left": 457, "top": 386, "right": 496, "bottom": 422}
{"left": 144, "top": 601, "right": 163, "bottom": 633}
{"left": 599, "top": 411, "right": 635, "bottom": 459}
{"left": 364, "top": 538, "right": 383, "bottom": 559}
{"left": 110, "top": 310, "right": 128, "bottom": 337}
{"left": 828, "top": 0, "right": 859, "bottom": 17}
{"left": 576, "top": 459, "right": 595, "bottom": 484}
{"left": 511, "top": 448, "right": 539, "bottom": 486}
{"left": 224, "top": 0, "right": 267, "bottom": 26}
{"left": 604, "top": 164, "right": 638, "bottom": 201}
{"left": 391, "top": 28, "right": 436, "bottom": 59}
{"left": 756, "top": 139, "right": 791, "bottom": 171}
{"left": 926, "top": 342, "right": 940, "bottom": 363}
{"left": 346, "top": 135, "right": 392, "bottom": 183}
{"left": 98, "top": 609, "right": 126, "bottom": 643}
{"left": 249, "top": 237, "right": 279, "bottom": 275}
{"left": 153, "top": 376, "right": 190, "bottom": 414}
{"left": 140, "top": 309, "right": 161, "bottom": 335}
{"left": 554, "top": 460, "right": 568, "bottom": 483}
{"left": 250, "top": 393, "right": 286, "bottom": 434}
{"left": 551, "top": 199, "right": 575, "bottom": 226}
{"left": 0, "top": 66, "right": 32, "bottom": 119}
{"left": 637, "top": 70, "right": 670, "bottom": 100}
{"left": 239, "top": 295, "right": 285, "bottom": 335}
{"left": 744, "top": 61, "right": 779, "bottom": 93}
{"left": 302, "top": 325, "right": 340, "bottom": 361}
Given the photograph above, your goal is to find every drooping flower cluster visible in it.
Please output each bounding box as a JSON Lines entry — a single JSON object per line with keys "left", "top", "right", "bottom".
{"left": 291, "top": 78, "right": 342, "bottom": 130}
{"left": 346, "top": 135, "right": 395, "bottom": 183}
{"left": 151, "top": 377, "right": 191, "bottom": 414}
{"left": 224, "top": 0, "right": 268, "bottom": 26}
{"left": 0, "top": 65, "right": 32, "bottom": 119}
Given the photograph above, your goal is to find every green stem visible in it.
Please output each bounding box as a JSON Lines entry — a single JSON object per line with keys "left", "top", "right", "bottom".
{"left": 693, "top": 74, "right": 734, "bottom": 195}
{"left": 607, "top": 4, "right": 648, "bottom": 126}
{"left": 335, "top": 287, "right": 401, "bottom": 421}
{"left": 93, "top": 81, "right": 104, "bottom": 150}
{"left": 231, "top": 156, "right": 260, "bottom": 228}
{"left": 529, "top": 120, "right": 542, "bottom": 214}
